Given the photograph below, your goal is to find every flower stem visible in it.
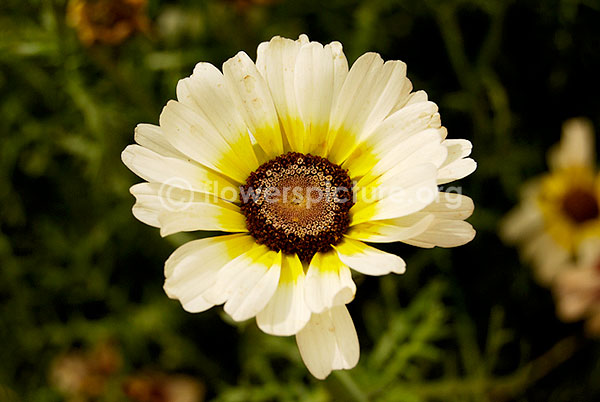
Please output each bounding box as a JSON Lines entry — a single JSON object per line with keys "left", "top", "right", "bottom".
{"left": 383, "top": 335, "right": 580, "bottom": 400}
{"left": 333, "top": 370, "right": 368, "bottom": 402}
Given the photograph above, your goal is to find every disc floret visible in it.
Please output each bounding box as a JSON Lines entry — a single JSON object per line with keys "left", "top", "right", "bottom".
{"left": 240, "top": 152, "right": 354, "bottom": 261}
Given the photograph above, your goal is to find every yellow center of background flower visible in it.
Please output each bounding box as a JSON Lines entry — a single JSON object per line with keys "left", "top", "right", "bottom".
{"left": 561, "top": 188, "right": 599, "bottom": 224}
{"left": 537, "top": 166, "right": 600, "bottom": 251}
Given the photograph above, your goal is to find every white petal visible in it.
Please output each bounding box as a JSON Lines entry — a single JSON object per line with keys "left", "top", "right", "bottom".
{"left": 355, "top": 129, "right": 447, "bottom": 187}
{"left": 327, "top": 54, "right": 411, "bottom": 164}
{"left": 523, "top": 233, "right": 570, "bottom": 284}
{"left": 222, "top": 51, "right": 284, "bottom": 158}
{"left": 297, "top": 34, "right": 310, "bottom": 44}
{"left": 395, "top": 89, "right": 428, "bottom": 112}
{"left": 403, "top": 219, "right": 475, "bottom": 248}
{"left": 177, "top": 295, "right": 212, "bottom": 313}
{"left": 158, "top": 206, "right": 247, "bottom": 237}
{"left": 204, "top": 245, "right": 275, "bottom": 306}
{"left": 129, "top": 183, "right": 247, "bottom": 235}
{"left": 351, "top": 163, "right": 438, "bottom": 225}
{"left": 163, "top": 234, "right": 255, "bottom": 313}
{"left": 330, "top": 41, "right": 349, "bottom": 103}
{"left": 549, "top": 118, "right": 595, "bottom": 170}
{"left": 578, "top": 237, "right": 600, "bottom": 266}
{"left": 256, "top": 34, "right": 309, "bottom": 76}
{"left": 122, "top": 145, "right": 239, "bottom": 200}
{"left": 132, "top": 203, "right": 161, "bottom": 227}
{"left": 500, "top": 200, "right": 544, "bottom": 244}
{"left": 255, "top": 40, "right": 269, "bottom": 77}
{"left": 296, "top": 305, "right": 359, "bottom": 379}
{"left": 348, "top": 191, "right": 472, "bottom": 243}
{"left": 294, "top": 41, "right": 347, "bottom": 154}
{"left": 346, "top": 213, "right": 435, "bottom": 243}
{"left": 382, "top": 191, "right": 475, "bottom": 246}
{"left": 304, "top": 251, "right": 356, "bottom": 314}
{"left": 334, "top": 237, "right": 406, "bottom": 275}
{"left": 134, "top": 123, "right": 187, "bottom": 159}
{"left": 176, "top": 62, "right": 259, "bottom": 175}
{"left": 420, "top": 192, "right": 474, "bottom": 220}
{"left": 256, "top": 36, "right": 304, "bottom": 151}
{"left": 223, "top": 252, "right": 282, "bottom": 322}
{"left": 256, "top": 253, "right": 311, "bottom": 336}
{"left": 437, "top": 139, "right": 476, "bottom": 184}
{"left": 159, "top": 100, "right": 251, "bottom": 183}
{"left": 343, "top": 100, "right": 442, "bottom": 178}
{"left": 554, "top": 267, "right": 598, "bottom": 322}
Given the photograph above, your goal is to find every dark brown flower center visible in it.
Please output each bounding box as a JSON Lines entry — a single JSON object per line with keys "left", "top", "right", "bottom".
{"left": 240, "top": 152, "right": 354, "bottom": 262}
{"left": 561, "top": 187, "right": 599, "bottom": 224}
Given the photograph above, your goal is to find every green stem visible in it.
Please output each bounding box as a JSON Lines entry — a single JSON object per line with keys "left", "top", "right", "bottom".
{"left": 385, "top": 335, "right": 580, "bottom": 400}
{"left": 333, "top": 370, "right": 369, "bottom": 402}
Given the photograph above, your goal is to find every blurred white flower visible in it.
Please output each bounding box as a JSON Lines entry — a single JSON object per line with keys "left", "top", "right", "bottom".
{"left": 553, "top": 238, "right": 600, "bottom": 336}
{"left": 501, "top": 118, "right": 600, "bottom": 283}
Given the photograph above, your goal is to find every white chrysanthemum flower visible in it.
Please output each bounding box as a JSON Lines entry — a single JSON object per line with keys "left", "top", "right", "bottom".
{"left": 501, "top": 118, "right": 600, "bottom": 284}
{"left": 553, "top": 237, "right": 600, "bottom": 336}
{"left": 122, "top": 34, "right": 476, "bottom": 379}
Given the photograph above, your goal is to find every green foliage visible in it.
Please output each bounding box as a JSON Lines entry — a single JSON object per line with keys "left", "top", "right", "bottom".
{"left": 1, "top": 0, "right": 600, "bottom": 401}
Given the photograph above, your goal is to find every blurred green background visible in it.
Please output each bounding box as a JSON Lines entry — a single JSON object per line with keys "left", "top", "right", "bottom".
{"left": 1, "top": 0, "right": 600, "bottom": 401}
